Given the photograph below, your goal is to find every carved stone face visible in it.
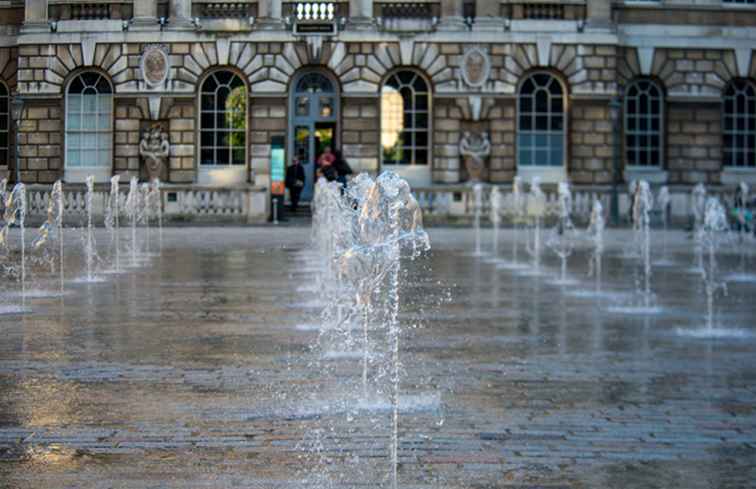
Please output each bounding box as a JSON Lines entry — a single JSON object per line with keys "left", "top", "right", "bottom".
{"left": 462, "top": 48, "right": 490, "bottom": 88}
{"left": 142, "top": 47, "right": 168, "bottom": 86}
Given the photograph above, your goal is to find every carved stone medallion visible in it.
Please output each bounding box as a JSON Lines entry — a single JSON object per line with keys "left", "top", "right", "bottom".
{"left": 460, "top": 47, "right": 491, "bottom": 89}
{"left": 141, "top": 45, "right": 170, "bottom": 88}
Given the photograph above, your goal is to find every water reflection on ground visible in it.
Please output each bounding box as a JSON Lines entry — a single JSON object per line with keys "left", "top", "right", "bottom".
{"left": 0, "top": 227, "right": 755, "bottom": 488}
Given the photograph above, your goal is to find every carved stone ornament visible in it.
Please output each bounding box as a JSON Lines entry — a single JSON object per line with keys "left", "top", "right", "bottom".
{"left": 459, "top": 131, "right": 491, "bottom": 183}
{"left": 141, "top": 44, "right": 170, "bottom": 88}
{"left": 139, "top": 123, "right": 170, "bottom": 182}
{"left": 460, "top": 46, "right": 491, "bottom": 89}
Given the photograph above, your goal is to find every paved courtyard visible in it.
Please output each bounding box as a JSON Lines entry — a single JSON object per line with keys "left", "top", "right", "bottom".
{"left": 1, "top": 227, "right": 755, "bottom": 488}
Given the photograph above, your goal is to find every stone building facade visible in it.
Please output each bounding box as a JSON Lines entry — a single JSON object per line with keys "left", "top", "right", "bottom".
{"left": 0, "top": 0, "right": 754, "bottom": 199}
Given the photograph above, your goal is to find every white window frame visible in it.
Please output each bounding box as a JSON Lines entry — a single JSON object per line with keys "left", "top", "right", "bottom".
{"left": 380, "top": 69, "right": 432, "bottom": 187}
{"left": 624, "top": 78, "right": 664, "bottom": 169}
{"left": 64, "top": 72, "right": 113, "bottom": 183}
{"left": 197, "top": 69, "right": 249, "bottom": 186}
{"left": 516, "top": 71, "right": 568, "bottom": 183}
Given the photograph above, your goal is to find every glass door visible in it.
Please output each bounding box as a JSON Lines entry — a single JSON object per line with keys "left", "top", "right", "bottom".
{"left": 289, "top": 70, "right": 339, "bottom": 202}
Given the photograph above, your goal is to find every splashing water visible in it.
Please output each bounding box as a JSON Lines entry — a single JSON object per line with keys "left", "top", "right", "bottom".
{"left": 105, "top": 175, "right": 121, "bottom": 273}
{"left": 656, "top": 185, "right": 672, "bottom": 265}
{"left": 31, "top": 181, "right": 64, "bottom": 294}
{"left": 546, "top": 181, "right": 577, "bottom": 285}
{"left": 489, "top": 186, "right": 502, "bottom": 258}
{"left": 1, "top": 184, "right": 27, "bottom": 308}
{"left": 500, "top": 176, "right": 526, "bottom": 270}
{"left": 141, "top": 183, "right": 151, "bottom": 256}
{"left": 125, "top": 177, "right": 139, "bottom": 267}
{"left": 677, "top": 198, "right": 746, "bottom": 338}
{"left": 472, "top": 183, "right": 484, "bottom": 256}
{"left": 151, "top": 179, "right": 163, "bottom": 252}
{"left": 635, "top": 181, "right": 654, "bottom": 309}
{"left": 524, "top": 177, "right": 546, "bottom": 275}
{"left": 691, "top": 183, "right": 707, "bottom": 273}
{"left": 588, "top": 199, "right": 605, "bottom": 296}
{"left": 312, "top": 171, "right": 431, "bottom": 489}
{"left": 85, "top": 176, "right": 96, "bottom": 282}
{"left": 610, "top": 181, "right": 659, "bottom": 314}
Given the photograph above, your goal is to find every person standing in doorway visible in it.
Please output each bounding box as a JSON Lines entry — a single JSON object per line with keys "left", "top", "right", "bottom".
{"left": 333, "top": 149, "right": 353, "bottom": 188}
{"left": 285, "top": 157, "right": 306, "bottom": 211}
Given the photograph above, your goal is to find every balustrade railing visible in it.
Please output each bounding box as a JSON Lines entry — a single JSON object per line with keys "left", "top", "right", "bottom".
{"left": 283, "top": 1, "right": 347, "bottom": 21}
{"left": 49, "top": 2, "right": 134, "bottom": 21}
{"left": 501, "top": 1, "right": 586, "bottom": 21}
{"left": 192, "top": 1, "right": 257, "bottom": 19}
{"left": 375, "top": 1, "right": 440, "bottom": 31}
{"left": 22, "top": 184, "right": 268, "bottom": 224}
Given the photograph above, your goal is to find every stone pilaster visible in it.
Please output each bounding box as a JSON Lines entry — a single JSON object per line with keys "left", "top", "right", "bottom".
{"left": 437, "top": 0, "right": 466, "bottom": 31}
{"left": 169, "top": 0, "right": 193, "bottom": 29}
{"left": 132, "top": 0, "right": 158, "bottom": 29}
{"left": 255, "top": 0, "right": 284, "bottom": 30}
{"left": 473, "top": 0, "right": 503, "bottom": 31}
{"left": 23, "top": 0, "right": 48, "bottom": 32}
{"left": 586, "top": 0, "right": 611, "bottom": 28}
{"left": 348, "top": 0, "right": 375, "bottom": 30}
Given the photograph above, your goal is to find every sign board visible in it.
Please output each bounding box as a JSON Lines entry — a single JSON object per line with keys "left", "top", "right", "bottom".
{"left": 270, "top": 136, "right": 285, "bottom": 196}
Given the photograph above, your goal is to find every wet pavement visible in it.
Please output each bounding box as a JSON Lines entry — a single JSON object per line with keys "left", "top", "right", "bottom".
{"left": 1, "top": 227, "right": 755, "bottom": 488}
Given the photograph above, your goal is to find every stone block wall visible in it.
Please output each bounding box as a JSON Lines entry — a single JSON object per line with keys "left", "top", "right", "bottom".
{"left": 342, "top": 97, "right": 379, "bottom": 174}
{"left": 166, "top": 100, "right": 196, "bottom": 183}
{"left": 489, "top": 100, "right": 516, "bottom": 183}
{"left": 18, "top": 102, "right": 61, "bottom": 183}
{"left": 667, "top": 102, "right": 722, "bottom": 185}
{"left": 432, "top": 99, "right": 462, "bottom": 183}
{"left": 113, "top": 99, "right": 142, "bottom": 180}
{"left": 249, "top": 97, "right": 286, "bottom": 187}
{"left": 569, "top": 101, "right": 614, "bottom": 184}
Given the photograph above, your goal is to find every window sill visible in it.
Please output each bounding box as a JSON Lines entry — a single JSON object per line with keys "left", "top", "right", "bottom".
{"left": 64, "top": 168, "right": 111, "bottom": 183}
{"left": 623, "top": 166, "right": 668, "bottom": 184}
{"left": 197, "top": 166, "right": 249, "bottom": 186}
{"left": 517, "top": 165, "right": 566, "bottom": 184}
{"left": 382, "top": 163, "right": 431, "bottom": 187}
{"left": 722, "top": 168, "right": 756, "bottom": 185}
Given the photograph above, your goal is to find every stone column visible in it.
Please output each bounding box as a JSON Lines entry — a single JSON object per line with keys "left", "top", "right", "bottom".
{"left": 132, "top": 0, "right": 158, "bottom": 29}
{"left": 473, "top": 0, "right": 503, "bottom": 31}
{"left": 437, "top": 0, "right": 466, "bottom": 31}
{"left": 586, "top": 0, "right": 611, "bottom": 27}
{"left": 255, "top": 0, "right": 284, "bottom": 30}
{"left": 169, "top": 0, "right": 193, "bottom": 29}
{"left": 348, "top": 0, "right": 374, "bottom": 30}
{"left": 23, "top": 0, "right": 48, "bottom": 32}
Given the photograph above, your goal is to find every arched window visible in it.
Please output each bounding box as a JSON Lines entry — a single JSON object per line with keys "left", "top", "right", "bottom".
{"left": 624, "top": 79, "right": 664, "bottom": 167}
{"left": 199, "top": 70, "right": 247, "bottom": 166}
{"left": 517, "top": 72, "right": 565, "bottom": 167}
{"left": 723, "top": 79, "right": 756, "bottom": 168}
{"left": 381, "top": 70, "right": 430, "bottom": 166}
{"left": 0, "top": 82, "right": 8, "bottom": 167}
{"left": 65, "top": 72, "right": 113, "bottom": 175}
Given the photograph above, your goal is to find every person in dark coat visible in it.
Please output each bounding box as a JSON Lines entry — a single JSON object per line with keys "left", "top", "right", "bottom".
{"left": 285, "top": 157, "right": 306, "bottom": 211}
{"left": 333, "top": 150, "right": 353, "bottom": 188}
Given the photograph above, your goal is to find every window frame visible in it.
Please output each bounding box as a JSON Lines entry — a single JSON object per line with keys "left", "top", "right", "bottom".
{"left": 197, "top": 69, "right": 249, "bottom": 168}
{"left": 380, "top": 69, "right": 432, "bottom": 168}
{"left": 516, "top": 71, "right": 568, "bottom": 169}
{"left": 623, "top": 78, "right": 665, "bottom": 169}
{"left": 722, "top": 78, "right": 756, "bottom": 169}
{"left": 64, "top": 71, "right": 114, "bottom": 179}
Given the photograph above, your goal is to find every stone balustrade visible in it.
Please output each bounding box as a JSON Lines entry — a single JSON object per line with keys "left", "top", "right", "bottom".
{"left": 501, "top": 1, "right": 586, "bottom": 21}
{"left": 193, "top": 1, "right": 256, "bottom": 19}
{"left": 375, "top": 1, "right": 440, "bottom": 31}
{"left": 413, "top": 184, "right": 742, "bottom": 226}
{"left": 20, "top": 184, "right": 268, "bottom": 224}
{"left": 49, "top": 1, "right": 135, "bottom": 21}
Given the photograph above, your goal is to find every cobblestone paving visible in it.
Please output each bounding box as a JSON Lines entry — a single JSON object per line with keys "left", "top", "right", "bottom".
{"left": 1, "top": 228, "right": 755, "bottom": 488}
